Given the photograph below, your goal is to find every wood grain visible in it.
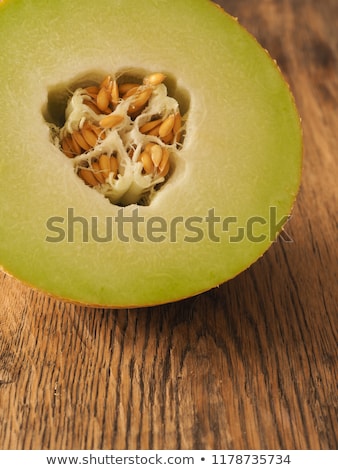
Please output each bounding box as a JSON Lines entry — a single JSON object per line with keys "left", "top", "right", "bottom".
{"left": 0, "top": 0, "right": 337, "bottom": 450}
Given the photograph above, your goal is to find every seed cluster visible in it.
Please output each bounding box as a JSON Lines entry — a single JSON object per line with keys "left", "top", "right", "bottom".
{"left": 51, "top": 72, "right": 184, "bottom": 205}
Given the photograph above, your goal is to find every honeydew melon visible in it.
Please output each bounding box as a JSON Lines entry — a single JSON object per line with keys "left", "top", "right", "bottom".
{"left": 0, "top": 0, "right": 302, "bottom": 307}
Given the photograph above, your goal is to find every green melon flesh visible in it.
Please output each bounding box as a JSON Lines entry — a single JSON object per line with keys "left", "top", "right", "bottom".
{"left": 0, "top": 0, "right": 302, "bottom": 307}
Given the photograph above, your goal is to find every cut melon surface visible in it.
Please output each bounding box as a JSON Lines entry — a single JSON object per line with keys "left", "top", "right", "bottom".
{"left": 0, "top": 0, "right": 302, "bottom": 307}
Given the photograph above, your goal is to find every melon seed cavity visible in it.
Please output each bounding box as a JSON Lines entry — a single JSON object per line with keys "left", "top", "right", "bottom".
{"left": 47, "top": 72, "right": 185, "bottom": 206}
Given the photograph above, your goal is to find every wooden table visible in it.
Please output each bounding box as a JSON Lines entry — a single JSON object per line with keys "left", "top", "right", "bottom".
{"left": 0, "top": 0, "right": 337, "bottom": 450}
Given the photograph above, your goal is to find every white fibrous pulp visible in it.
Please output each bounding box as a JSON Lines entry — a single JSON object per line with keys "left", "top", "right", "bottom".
{"left": 48, "top": 73, "right": 185, "bottom": 206}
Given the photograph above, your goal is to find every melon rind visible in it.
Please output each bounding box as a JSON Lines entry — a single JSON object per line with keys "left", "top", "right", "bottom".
{"left": 0, "top": 0, "right": 302, "bottom": 307}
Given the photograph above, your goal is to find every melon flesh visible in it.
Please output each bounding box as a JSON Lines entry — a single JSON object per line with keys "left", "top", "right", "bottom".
{"left": 0, "top": 0, "right": 302, "bottom": 307}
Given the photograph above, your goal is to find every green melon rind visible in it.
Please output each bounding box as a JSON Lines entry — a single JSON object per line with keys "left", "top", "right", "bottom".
{"left": 0, "top": 0, "right": 302, "bottom": 307}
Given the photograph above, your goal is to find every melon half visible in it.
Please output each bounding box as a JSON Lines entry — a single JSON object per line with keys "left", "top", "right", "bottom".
{"left": 0, "top": 0, "right": 302, "bottom": 307}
